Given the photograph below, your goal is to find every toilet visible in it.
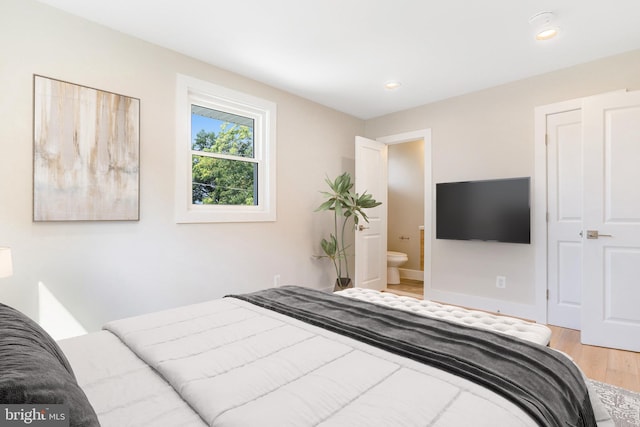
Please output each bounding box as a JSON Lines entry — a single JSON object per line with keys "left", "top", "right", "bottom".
{"left": 387, "top": 251, "right": 408, "bottom": 285}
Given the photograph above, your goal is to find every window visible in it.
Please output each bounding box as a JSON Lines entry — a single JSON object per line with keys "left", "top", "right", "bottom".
{"left": 191, "top": 106, "right": 257, "bottom": 206}
{"left": 175, "top": 75, "right": 276, "bottom": 222}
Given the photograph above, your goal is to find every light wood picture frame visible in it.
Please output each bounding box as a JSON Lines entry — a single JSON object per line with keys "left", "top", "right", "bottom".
{"left": 33, "top": 75, "right": 140, "bottom": 221}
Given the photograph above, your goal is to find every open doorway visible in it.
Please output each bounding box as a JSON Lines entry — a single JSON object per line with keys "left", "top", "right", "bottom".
{"left": 386, "top": 139, "right": 425, "bottom": 297}
{"left": 375, "top": 130, "right": 432, "bottom": 299}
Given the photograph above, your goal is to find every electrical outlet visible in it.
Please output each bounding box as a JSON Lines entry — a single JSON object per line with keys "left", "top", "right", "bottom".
{"left": 496, "top": 276, "right": 506, "bottom": 289}
{"left": 274, "top": 274, "right": 281, "bottom": 287}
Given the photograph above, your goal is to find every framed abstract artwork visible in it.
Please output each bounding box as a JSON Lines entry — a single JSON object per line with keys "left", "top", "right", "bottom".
{"left": 33, "top": 75, "right": 140, "bottom": 221}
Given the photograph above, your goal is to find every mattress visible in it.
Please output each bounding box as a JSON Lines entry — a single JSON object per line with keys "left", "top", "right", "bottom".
{"left": 57, "top": 287, "right": 611, "bottom": 427}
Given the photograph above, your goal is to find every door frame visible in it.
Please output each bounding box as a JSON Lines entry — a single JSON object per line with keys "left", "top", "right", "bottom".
{"left": 534, "top": 98, "right": 583, "bottom": 325}
{"left": 376, "top": 129, "right": 432, "bottom": 296}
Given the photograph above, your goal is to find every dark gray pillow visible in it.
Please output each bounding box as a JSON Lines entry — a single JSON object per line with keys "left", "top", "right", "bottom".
{"left": 0, "top": 303, "right": 100, "bottom": 427}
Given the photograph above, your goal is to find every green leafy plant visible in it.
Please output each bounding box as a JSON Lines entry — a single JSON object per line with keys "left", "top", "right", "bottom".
{"left": 315, "top": 172, "right": 382, "bottom": 288}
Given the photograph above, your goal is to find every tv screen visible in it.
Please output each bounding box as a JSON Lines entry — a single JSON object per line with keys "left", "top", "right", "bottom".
{"left": 436, "top": 177, "right": 531, "bottom": 244}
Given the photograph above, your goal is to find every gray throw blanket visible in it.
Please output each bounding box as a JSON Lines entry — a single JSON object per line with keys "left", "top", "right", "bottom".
{"left": 230, "top": 286, "right": 596, "bottom": 427}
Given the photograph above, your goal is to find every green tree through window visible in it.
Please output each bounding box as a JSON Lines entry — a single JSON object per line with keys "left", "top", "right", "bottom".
{"left": 191, "top": 109, "right": 258, "bottom": 205}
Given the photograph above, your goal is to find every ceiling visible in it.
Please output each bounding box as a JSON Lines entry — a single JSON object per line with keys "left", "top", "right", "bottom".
{"left": 36, "top": 0, "right": 640, "bottom": 119}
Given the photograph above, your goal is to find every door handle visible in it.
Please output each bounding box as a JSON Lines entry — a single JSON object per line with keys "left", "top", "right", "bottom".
{"left": 358, "top": 225, "right": 370, "bottom": 231}
{"left": 586, "top": 230, "right": 613, "bottom": 239}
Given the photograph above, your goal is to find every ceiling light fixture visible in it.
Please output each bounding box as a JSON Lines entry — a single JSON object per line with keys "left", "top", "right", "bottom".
{"left": 529, "top": 11, "right": 559, "bottom": 41}
{"left": 384, "top": 80, "right": 402, "bottom": 90}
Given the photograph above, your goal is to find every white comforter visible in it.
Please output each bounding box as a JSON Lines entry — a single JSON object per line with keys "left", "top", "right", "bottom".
{"left": 60, "top": 293, "right": 612, "bottom": 427}
{"left": 101, "top": 297, "right": 542, "bottom": 427}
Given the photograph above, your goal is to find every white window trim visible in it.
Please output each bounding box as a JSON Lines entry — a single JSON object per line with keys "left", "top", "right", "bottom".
{"left": 175, "top": 74, "right": 277, "bottom": 223}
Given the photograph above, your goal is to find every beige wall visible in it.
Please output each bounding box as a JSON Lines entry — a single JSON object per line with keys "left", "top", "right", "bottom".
{"left": 387, "top": 140, "right": 424, "bottom": 271}
{"left": 4, "top": 0, "right": 640, "bottom": 328}
{"left": 365, "top": 49, "right": 640, "bottom": 316}
{"left": 0, "top": 0, "right": 364, "bottom": 331}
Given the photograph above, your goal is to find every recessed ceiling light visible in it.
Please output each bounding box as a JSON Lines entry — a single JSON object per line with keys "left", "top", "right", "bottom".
{"left": 384, "top": 80, "right": 402, "bottom": 90}
{"left": 529, "top": 11, "right": 559, "bottom": 41}
{"left": 536, "top": 27, "right": 558, "bottom": 41}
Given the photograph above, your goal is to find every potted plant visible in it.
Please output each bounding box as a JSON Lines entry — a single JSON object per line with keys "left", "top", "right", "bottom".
{"left": 316, "top": 172, "right": 382, "bottom": 290}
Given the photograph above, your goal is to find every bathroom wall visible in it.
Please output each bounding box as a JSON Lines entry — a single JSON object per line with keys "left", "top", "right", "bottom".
{"left": 387, "top": 139, "right": 424, "bottom": 271}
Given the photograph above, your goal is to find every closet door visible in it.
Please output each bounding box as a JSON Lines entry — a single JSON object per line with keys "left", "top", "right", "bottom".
{"left": 546, "top": 109, "right": 583, "bottom": 330}
{"left": 581, "top": 90, "right": 640, "bottom": 352}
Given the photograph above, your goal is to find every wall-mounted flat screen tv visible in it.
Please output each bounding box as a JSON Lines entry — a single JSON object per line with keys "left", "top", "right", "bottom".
{"left": 436, "top": 177, "right": 531, "bottom": 244}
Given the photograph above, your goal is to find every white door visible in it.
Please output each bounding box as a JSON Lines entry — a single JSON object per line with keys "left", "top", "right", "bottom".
{"left": 547, "top": 109, "right": 583, "bottom": 330}
{"left": 354, "top": 136, "right": 387, "bottom": 290}
{"left": 581, "top": 90, "right": 640, "bottom": 352}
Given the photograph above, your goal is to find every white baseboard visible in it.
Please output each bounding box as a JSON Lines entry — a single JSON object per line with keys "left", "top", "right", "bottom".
{"left": 399, "top": 268, "right": 424, "bottom": 281}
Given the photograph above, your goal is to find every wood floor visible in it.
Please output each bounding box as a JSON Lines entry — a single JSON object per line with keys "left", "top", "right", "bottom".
{"left": 549, "top": 325, "right": 640, "bottom": 392}
{"left": 386, "top": 279, "right": 424, "bottom": 296}
{"left": 385, "top": 280, "right": 640, "bottom": 392}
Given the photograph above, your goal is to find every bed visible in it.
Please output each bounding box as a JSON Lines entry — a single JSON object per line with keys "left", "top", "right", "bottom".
{"left": 1, "top": 286, "right": 612, "bottom": 427}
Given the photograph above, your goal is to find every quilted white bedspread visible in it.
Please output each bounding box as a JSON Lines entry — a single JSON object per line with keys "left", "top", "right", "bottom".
{"left": 101, "top": 296, "right": 547, "bottom": 427}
